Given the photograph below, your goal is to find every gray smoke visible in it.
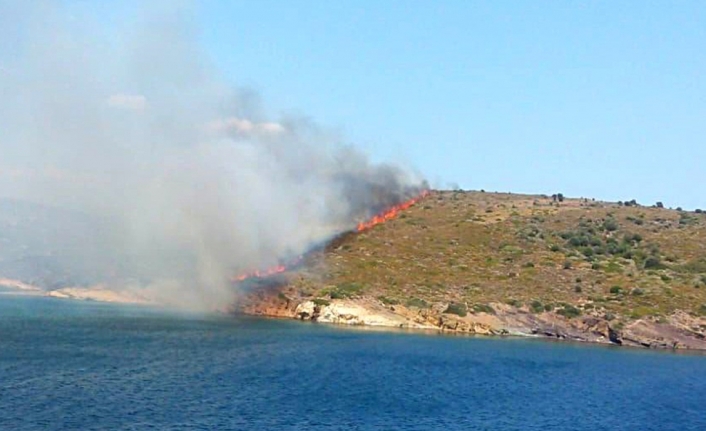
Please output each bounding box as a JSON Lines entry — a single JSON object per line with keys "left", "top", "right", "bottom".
{"left": 0, "top": 2, "right": 425, "bottom": 310}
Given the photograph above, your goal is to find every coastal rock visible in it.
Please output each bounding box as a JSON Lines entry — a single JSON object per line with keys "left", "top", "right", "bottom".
{"left": 295, "top": 299, "right": 435, "bottom": 329}
{"left": 622, "top": 319, "right": 706, "bottom": 350}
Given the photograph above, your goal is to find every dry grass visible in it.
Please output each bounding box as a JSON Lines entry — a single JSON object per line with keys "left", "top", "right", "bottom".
{"left": 288, "top": 190, "right": 706, "bottom": 321}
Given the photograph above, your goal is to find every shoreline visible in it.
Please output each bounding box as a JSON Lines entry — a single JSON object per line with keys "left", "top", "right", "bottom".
{"left": 3, "top": 278, "right": 705, "bottom": 352}
{"left": 236, "top": 291, "right": 706, "bottom": 351}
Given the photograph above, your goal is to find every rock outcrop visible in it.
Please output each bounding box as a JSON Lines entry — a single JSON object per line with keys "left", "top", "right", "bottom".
{"left": 236, "top": 290, "right": 706, "bottom": 350}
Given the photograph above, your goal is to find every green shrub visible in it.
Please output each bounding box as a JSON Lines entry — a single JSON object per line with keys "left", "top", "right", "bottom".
{"left": 631, "top": 288, "right": 645, "bottom": 296}
{"left": 530, "top": 300, "right": 544, "bottom": 313}
{"left": 313, "top": 298, "right": 331, "bottom": 306}
{"left": 623, "top": 233, "right": 643, "bottom": 244}
{"left": 602, "top": 218, "right": 619, "bottom": 232}
{"left": 505, "top": 299, "right": 522, "bottom": 307}
{"left": 644, "top": 256, "right": 665, "bottom": 270}
{"left": 563, "top": 260, "right": 572, "bottom": 270}
{"left": 609, "top": 286, "right": 623, "bottom": 295}
{"left": 557, "top": 304, "right": 581, "bottom": 318}
{"left": 444, "top": 303, "right": 468, "bottom": 317}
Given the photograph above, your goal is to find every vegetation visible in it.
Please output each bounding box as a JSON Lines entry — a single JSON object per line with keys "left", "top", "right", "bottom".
{"left": 556, "top": 304, "right": 581, "bottom": 318}
{"left": 444, "top": 303, "right": 468, "bottom": 317}
{"left": 312, "top": 298, "right": 331, "bottom": 306}
{"left": 288, "top": 190, "right": 706, "bottom": 323}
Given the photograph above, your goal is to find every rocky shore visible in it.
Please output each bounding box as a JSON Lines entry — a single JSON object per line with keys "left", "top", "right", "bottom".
{"left": 237, "top": 289, "right": 706, "bottom": 350}
{"left": 4, "top": 276, "right": 705, "bottom": 350}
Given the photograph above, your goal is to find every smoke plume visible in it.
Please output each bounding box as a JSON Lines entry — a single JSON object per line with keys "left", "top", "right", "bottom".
{"left": 0, "top": 2, "right": 425, "bottom": 310}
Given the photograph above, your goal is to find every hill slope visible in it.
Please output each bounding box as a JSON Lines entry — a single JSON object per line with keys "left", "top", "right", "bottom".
{"left": 239, "top": 190, "right": 706, "bottom": 350}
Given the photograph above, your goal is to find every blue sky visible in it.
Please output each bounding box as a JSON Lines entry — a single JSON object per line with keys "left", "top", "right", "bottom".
{"left": 195, "top": 1, "right": 706, "bottom": 209}
{"left": 5, "top": 1, "right": 705, "bottom": 209}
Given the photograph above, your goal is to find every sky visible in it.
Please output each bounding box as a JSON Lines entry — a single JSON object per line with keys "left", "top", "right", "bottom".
{"left": 201, "top": 1, "right": 705, "bottom": 209}
{"left": 4, "top": 1, "right": 706, "bottom": 209}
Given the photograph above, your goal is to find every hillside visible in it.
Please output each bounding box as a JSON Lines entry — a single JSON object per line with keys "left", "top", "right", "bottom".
{"left": 239, "top": 190, "right": 706, "bottom": 350}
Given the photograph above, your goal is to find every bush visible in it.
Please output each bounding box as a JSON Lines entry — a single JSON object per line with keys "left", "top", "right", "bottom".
{"left": 602, "top": 218, "right": 619, "bottom": 232}
{"left": 609, "top": 286, "right": 623, "bottom": 295}
{"left": 623, "top": 233, "right": 643, "bottom": 244}
{"left": 444, "top": 303, "right": 468, "bottom": 317}
{"left": 505, "top": 299, "right": 522, "bottom": 307}
{"left": 643, "top": 256, "right": 664, "bottom": 270}
{"left": 313, "top": 298, "right": 331, "bottom": 306}
{"left": 557, "top": 304, "right": 581, "bottom": 318}
{"left": 631, "top": 288, "right": 645, "bottom": 296}
{"left": 530, "top": 300, "right": 544, "bottom": 313}
{"left": 563, "top": 260, "right": 572, "bottom": 270}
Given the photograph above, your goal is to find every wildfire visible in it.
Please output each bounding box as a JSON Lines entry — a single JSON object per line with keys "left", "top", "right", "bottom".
{"left": 233, "top": 264, "right": 287, "bottom": 282}
{"left": 233, "top": 190, "right": 429, "bottom": 282}
{"left": 356, "top": 190, "right": 430, "bottom": 232}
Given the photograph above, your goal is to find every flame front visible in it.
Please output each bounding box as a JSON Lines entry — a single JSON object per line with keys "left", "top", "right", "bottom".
{"left": 356, "top": 190, "right": 429, "bottom": 232}
{"left": 233, "top": 264, "right": 287, "bottom": 282}
{"left": 233, "top": 190, "right": 429, "bottom": 282}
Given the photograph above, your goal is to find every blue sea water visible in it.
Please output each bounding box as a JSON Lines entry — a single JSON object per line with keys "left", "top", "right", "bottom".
{"left": 1, "top": 296, "right": 705, "bottom": 430}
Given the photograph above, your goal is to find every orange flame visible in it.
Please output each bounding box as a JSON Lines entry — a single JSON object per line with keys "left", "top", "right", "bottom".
{"left": 356, "top": 190, "right": 429, "bottom": 232}
{"left": 233, "top": 264, "right": 287, "bottom": 282}
{"left": 233, "top": 190, "right": 429, "bottom": 282}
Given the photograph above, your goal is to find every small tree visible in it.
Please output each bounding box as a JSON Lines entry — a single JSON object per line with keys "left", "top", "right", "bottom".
{"left": 655, "top": 202, "right": 664, "bottom": 208}
{"left": 644, "top": 256, "right": 664, "bottom": 270}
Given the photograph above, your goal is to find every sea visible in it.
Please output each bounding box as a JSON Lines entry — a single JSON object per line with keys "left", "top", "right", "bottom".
{"left": 1, "top": 295, "right": 705, "bottom": 431}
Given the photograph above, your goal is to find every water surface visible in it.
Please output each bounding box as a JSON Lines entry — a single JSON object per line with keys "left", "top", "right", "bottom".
{"left": 1, "top": 296, "right": 705, "bottom": 430}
